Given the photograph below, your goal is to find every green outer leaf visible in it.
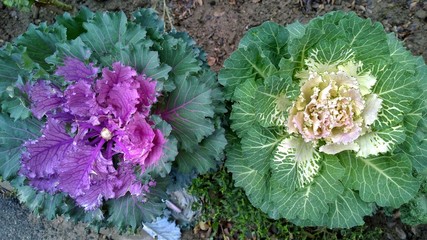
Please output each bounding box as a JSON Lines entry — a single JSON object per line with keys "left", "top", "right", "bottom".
{"left": 239, "top": 21, "right": 289, "bottom": 64}
{"left": 16, "top": 23, "right": 66, "bottom": 70}
{"left": 158, "top": 37, "right": 201, "bottom": 80}
{"left": 286, "top": 21, "right": 305, "bottom": 41}
{"left": 254, "top": 75, "right": 293, "bottom": 127}
{"left": 118, "top": 44, "right": 172, "bottom": 90}
{"left": 341, "top": 152, "right": 419, "bottom": 208}
{"left": 229, "top": 79, "right": 258, "bottom": 138}
{"left": 1, "top": 97, "right": 31, "bottom": 120}
{"left": 46, "top": 38, "right": 93, "bottom": 65}
{"left": 11, "top": 177, "right": 67, "bottom": 220}
{"left": 316, "top": 189, "right": 374, "bottom": 228}
{"left": 372, "top": 63, "right": 417, "bottom": 130}
{"left": 107, "top": 177, "right": 169, "bottom": 231}
{"left": 176, "top": 128, "right": 226, "bottom": 174}
{"left": 219, "top": 44, "right": 276, "bottom": 100}
{"left": 55, "top": 7, "right": 94, "bottom": 40}
{"left": 273, "top": 155, "right": 345, "bottom": 222}
{"left": 225, "top": 142, "right": 278, "bottom": 218}
{"left": 160, "top": 76, "right": 214, "bottom": 151}
{"left": 339, "top": 14, "right": 389, "bottom": 66}
{"left": 0, "top": 115, "right": 41, "bottom": 180}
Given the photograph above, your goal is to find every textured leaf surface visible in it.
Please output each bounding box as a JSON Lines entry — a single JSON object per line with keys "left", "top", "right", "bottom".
{"left": 176, "top": 128, "right": 226, "bottom": 174}
{"left": 160, "top": 76, "right": 214, "bottom": 151}
{"left": 158, "top": 38, "right": 201, "bottom": 80}
{"left": 16, "top": 23, "right": 66, "bottom": 69}
{"left": 107, "top": 178, "right": 168, "bottom": 231}
{"left": 229, "top": 79, "right": 258, "bottom": 137}
{"left": 342, "top": 153, "right": 419, "bottom": 208}
{"left": 143, "top": 217, "right": 181, "bottom": 240}
{"left": 273, "top": 156, "right": 345, "bottom": 221}
{"left": 0, "top": 115, "right": 41, "bottom": 180}
{"left": 219, "top": 44, "right": 276, "bottom": 99}
{"left": 12, "top": 177, "right": 67, "bottom": 220}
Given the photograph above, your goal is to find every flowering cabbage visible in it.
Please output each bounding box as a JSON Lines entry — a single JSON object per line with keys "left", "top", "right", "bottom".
{"left": 0, "top": 8, "right": 225, "bottom": 230}
{"left": 219, "top": 11, "right": 427, "bottom": 228}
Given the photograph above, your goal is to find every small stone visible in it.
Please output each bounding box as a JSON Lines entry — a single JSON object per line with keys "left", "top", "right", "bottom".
{"left": 395, "top": 227, "right": 407, "bottom": 240}
{"left": 415, "top": 9, "right": 427, "bottom": 19}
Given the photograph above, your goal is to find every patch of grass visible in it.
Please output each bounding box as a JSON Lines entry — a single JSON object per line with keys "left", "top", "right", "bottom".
{"left": 189, "top": 166, "right": 384, "bottom": 239}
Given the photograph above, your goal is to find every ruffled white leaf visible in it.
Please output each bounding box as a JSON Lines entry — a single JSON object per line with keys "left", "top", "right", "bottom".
{"left": 356, "top": 125, "right": 405, "bottom": 158}
{"left": 362, "top": 94, "right": 382, "bottom": 126}
{"left": 272, "top": 137, "right": 320, "bottom": 188}
{"left": 319, "top": 142, "right": 360, "bottom": 155}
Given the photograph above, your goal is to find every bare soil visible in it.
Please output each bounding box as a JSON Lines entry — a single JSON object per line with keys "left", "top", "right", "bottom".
{"left": 1, "top": 0, "right": 427, "bottom": 239}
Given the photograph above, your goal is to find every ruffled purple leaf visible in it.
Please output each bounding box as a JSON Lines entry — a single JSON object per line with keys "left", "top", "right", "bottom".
{"left": 96, "top": 62, "right": 137, "bottom": 108}
{"left": 55, "top": 57, "right": 98, "bottom": 83}
{"left": 75, "top": 176, "right": 117, "bottom": 211}
{"left": 28, "top": 81, "right": 64, "bottom": 119}
{"left": 136, "top": 75, "right": 157, "bottom": 117}
{"left": 64, "top": 81, "right": 100, "bottom": 116}
{"left": 27, "top": 175, "right": 59, "bottom": 193}
{"left": 58, "top": 143, "right": 103, "bottom": 198}
{"left": 145, "top": 129, "right": 166, "bottom": 166}
{"left": 115, "top": 113, "right": 156, "bottom": 165}
{"left": 21, "top": 119, "right": 73, "bottom": 179}
{"left": 115, "top": 163, "right": 143, "bottom": 198}
{"left": 106, "top": 81, "right": 140, "bottom": 124}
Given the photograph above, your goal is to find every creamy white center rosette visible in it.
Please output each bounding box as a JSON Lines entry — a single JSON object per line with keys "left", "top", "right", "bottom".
{"left": 278, "top": 52, "right": 384, "bottom": 186}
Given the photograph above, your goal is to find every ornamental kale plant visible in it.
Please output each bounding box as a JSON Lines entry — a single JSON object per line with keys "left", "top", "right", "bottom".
{"left": 219, "top": 11, "right": 427, "bottom": 228}
{"left": 0, "top": 8, "right": 225, "bottom": 230}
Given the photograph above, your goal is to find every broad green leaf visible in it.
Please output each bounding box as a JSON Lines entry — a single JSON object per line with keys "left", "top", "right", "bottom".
{"left": 340, "top": 14, "right": 389, "bottom": 66}
{"left": 81, "top": 11, "right": 150, "bottom": 64}
{"left": 160, "top": 76, "right": 214, "bottom": 151}
{"left": 16, "top": 23, "right": 67, "bottom": 70}
{"left": 107, "top": 177, "right": 169, "bottom": 231}
{"left": 158, "top": 37, "right": 201, "bottom": 81}
{"left": 225, "top": 143, "right": 277, "bottom": 218}
{"left": 239, "top": 21, "right": 289, "bottom": 65}
{"left": 288, "top": 17, "right": 345, "bottom": 70}
{"left": 372, "top": 63, "right": 418, "bottom": 129}
{"left": 133, "top": 8, "right": 165, "bottom": 34}
{"left": 273, "top": 156, "right": 345, "bottom": 221}
{"left": 1, "top": 97, "right": 31, "bottom": 120}
{"left": 12, "top": 177, "right": 67, "bottom": 220}
{"left": 0, "top": 115, "right": 41, "bottom": 180}
{"left": 312, "top": 39, "right": 352, "bottom": 65}
{"left": 342, "top": 153, "right": 419, "bottom": 208}
{"left": 271, "top": 137, "right": 320, "bottom": 190}
{"left": 219, "top": 44, "right": 277, "bottom": 99}
{"left": 255, "top": 75, "right": 293, "bottom": 127}
{"left": 56, "top": 7, "right": 94, "bottom": 40}
{"left": 320, "top": 190, "right": 373, "bottom": 228}
{"left": 229, "top": 79, "right": 258, "bottom": 137}
{"left": 46, "top": 38, "right": 92, "bottom": 65}
{"left": 119, "top": 44, "right": 172, "bottom": 90}
{"left": 286, "top": 21, "right": 305, "bottom": 41}
{"left": 398, "top": 111, "right": 427, "bottom": 173}
{"left": 0, "top": 45, "right": 37, "bottom": 94}
{"left": 176, "top": 128, "right": 226, "bottom": 174}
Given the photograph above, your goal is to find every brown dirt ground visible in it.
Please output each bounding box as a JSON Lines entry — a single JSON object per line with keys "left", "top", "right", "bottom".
{"left": 1, "top": 0, "right": 427, "bottom": 239}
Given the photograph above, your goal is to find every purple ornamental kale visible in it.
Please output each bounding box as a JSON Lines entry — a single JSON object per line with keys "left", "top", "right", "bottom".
{"left": 22, "top": 58, "right": 165, "bottom": 210}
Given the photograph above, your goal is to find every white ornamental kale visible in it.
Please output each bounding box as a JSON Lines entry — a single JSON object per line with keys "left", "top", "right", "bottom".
{"left": 0, "top": 8, "right": 225, "bottom": 231}
{"left": 220, "top": 11, "right": 427, "bottom": 228}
